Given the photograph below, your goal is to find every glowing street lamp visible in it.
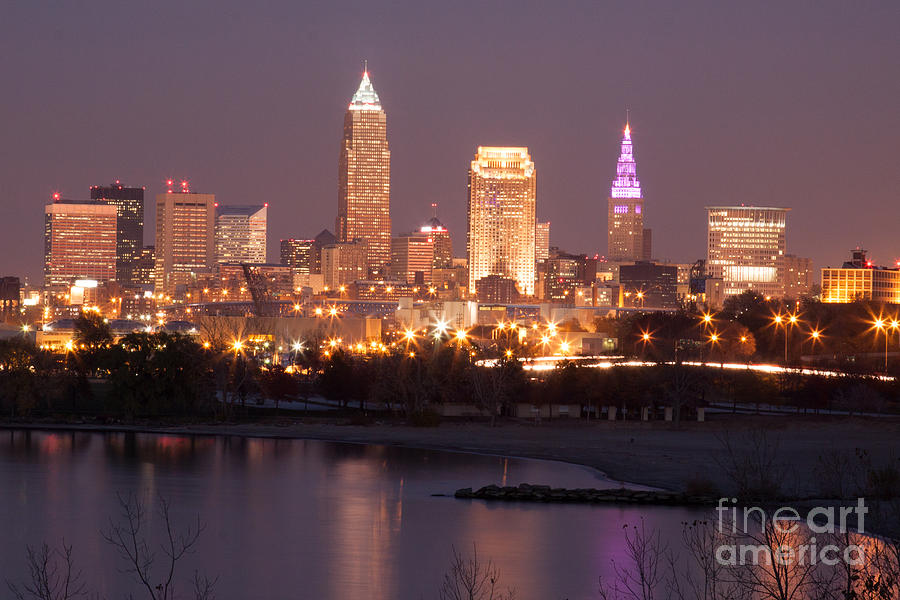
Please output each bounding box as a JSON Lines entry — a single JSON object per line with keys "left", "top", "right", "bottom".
{"left": 872, "top": 317, "right": 896, "bottom": 371}
{"left": 232, "top": 340, "right": 244, "bottom": 353}
{"left": 559, "top": 341, "right": 571, "bottom": 356}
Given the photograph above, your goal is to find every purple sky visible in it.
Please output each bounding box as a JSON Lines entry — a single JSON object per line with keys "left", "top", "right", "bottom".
{"left": 1, "top": 1, "right": 898, "bottom": 284}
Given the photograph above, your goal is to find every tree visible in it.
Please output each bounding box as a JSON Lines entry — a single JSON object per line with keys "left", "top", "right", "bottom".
{"left": 101, "top": 493, "right": 214, "bottom": 600}
{"left": 6, "top": 541, "right": 91, "bottom": 600}
{"left": 439, "top": 544, "right": 515, "bottom": 600}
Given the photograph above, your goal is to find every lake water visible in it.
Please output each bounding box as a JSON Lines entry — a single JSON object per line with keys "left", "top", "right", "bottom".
{"left": 0, "top": 429, "right": 708, "bottom": 599}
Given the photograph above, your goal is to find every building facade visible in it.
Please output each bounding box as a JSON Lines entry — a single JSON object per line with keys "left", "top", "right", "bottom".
{"left": 536, "top": 221, "right": 550, "bottom": 263}
{"left": 782, "top": 254, "right": 812, "bottom": 298}
{"left": 706, "top": 206, "right": 788, "bottom": 298}
{"left": 44, "top": 199, "right": 118, "bottom": 291}
{"left": 154, "top": 183, "right": 216, "bottom": 296}
{"left": 821, "top": 249, "right": 900, "bottom": 303}
{"left": 336, "top": 70, "right": 391, "bottom": 273}
{"left": 421, "top": 216, "right": 452, "bottom": 268}
{"left": 391, "top": 233, "right": 434, "bottom": 284}
{"left": 619, "top": 262, "right": 678, "bottom": 309}
{"left": 90, "top": 182, "right": 144, "bottom": 285}
{"left": 322, "top": 241, "right": 367, "bottom": 289}
{"left": 607, "top": 123, "right": 645, "bottom": 262}
{"left": 132, "top": 246, "right": 155, "bottom": 287}
{"left": 280, "top": 238, "right": 314, "bottom": 274}
{"left": 215, "top": 204, "right": 267, "bottom": 264}
{"left": 467, "top": 147, "right": 536, "bottom": 296}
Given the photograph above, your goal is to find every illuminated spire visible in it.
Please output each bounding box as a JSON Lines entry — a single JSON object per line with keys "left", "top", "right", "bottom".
{"left": 610, "top": 121, "right": 641, "bottom": 199}
{"left": 349, "top": 67, "right": 381, "bottom": 110}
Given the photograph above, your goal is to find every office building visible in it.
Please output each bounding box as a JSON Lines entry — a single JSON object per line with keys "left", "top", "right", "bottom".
{"left": 1, "top": 277, "right": 21, "bottom": 318}
{"left": 90, "top": 181, "right": 144, "bottom": 285}
{"left": 536, "top": 221, "right": 550, "bottom": 263}
{"left": 322, "top": 241, "right": 367, "bottom": 289}
{"left": 215, "top": 204, "right": 267, "bottom": 264}
{"left": 821, "top": 249, "right": 900, "bottom": 303}
{"left": 421, "top": 214, "right": 452, "bottom": 268}
{"left": 311, "top": 229, "right": 337, "bottom": 274}
{"left": 281, "top": 238, "right": 315, "bottom": 274}
{"left": 607, "top": 122, "right": 646, "bottom": 261}
{"left": 467, "top": 146, "right": 537, "bottom": 296}
{"left": 154, "top": 181, "right": 216, "bottom": 296}
{"left": 475, "top": 274, "right": 520, "bottom": 304}
{"left": 543, "top": 251, "right": 597, "bottom": 302}
{"left": 782, "top": 254, "right": 812, "bottom": 298}
{"left": 391, "top": 233, "right": 434, "bottom": 284}
{"left": 706, "top": 206, "right": 789, "bottom": 298}
{"left": 132, "top": 246, "right": 155, "bottom": 287}
{"left": 336, "top": 69, "right": 391, "bottom": 273}
{"left": 619, "top": 262, "right": 678, "bottom": 309}
{"left": 44, "top": 198, "right": 117, "bottom": 291}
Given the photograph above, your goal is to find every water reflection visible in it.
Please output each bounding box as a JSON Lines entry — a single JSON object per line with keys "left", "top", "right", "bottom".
{"left": 0, "top": 429, "right": 705, "bottom": 600}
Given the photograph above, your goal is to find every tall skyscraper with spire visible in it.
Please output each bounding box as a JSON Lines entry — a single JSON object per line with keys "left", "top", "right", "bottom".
{"left": 607, "top": 121, "right": 648, "bottom": 262}
{"left": 336, "top": 67, "right": 391, "bottom": 275}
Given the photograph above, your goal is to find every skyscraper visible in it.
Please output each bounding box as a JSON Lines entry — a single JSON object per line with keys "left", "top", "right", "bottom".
{"left": 536, "top": 221, "right": 551, "bottom": 263}
{"left": 420, "top": 213, "right": 452, "bottom": 269}
{"left": 607, "top": 123, "right": 645, "bottom": 262}
{"left": 215, "top": 204, "right": 267, "bottom": 264}
{"left": 321, "top": 241, "right": 367, "bottom": 289}
{"left": 154, "top": 181, "right": 216, "bottom": 296}
{"left": 706, "top": 206, "right": 789, "bottom": 298}
{"left": 336, "top": 68, "right": 391, "bottom": 274}
{"left": 467, "top": 147, "right": 537, "bottom": 296}
{"left": 391, "top": 233, "right": 434, "bottom": 284}
{"left": 44, "top": 197, "right": 117, "bottom": 291}
{"left": 280, "top": 238, "right": 314, "bottom": 274}
{"left": 90, "top": 181, "right": 144, "bottom": 285}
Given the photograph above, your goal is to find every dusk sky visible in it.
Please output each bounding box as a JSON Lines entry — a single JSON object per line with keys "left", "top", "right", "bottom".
{"left": 1, "top": 1, "right": 897, "bottom": 284}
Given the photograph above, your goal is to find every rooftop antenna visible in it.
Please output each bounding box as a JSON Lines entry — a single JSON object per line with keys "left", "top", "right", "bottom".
{"left": 431, "top": 202, "right": 438, "bottom": 218}
{"left": 364, "top": 59, "right": 368, "bottom": 75}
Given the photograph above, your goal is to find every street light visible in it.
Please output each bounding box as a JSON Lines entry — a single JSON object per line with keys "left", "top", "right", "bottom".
{"left": 773, "top": 311, "right": 801, "bottom": 365}
{"left": 872, "top": 317, "right": 893, "bottom": 371}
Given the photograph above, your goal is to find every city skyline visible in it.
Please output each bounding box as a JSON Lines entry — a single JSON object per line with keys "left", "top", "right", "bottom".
{"left": 1, "top": 2, "right": 898, "bottom": 285}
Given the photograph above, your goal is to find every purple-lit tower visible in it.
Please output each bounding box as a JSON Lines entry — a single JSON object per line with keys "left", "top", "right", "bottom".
{"left": 607, "top": 122, "right": 650, "bottom": 261}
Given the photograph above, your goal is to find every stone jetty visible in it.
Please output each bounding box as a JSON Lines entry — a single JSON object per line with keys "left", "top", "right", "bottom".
{"left": 454, "top": 483, "right": 712, "bottom": 506}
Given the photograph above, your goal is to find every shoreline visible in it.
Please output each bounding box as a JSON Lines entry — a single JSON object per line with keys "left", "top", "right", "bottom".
{"left": 4, "top": 415, "right": 900, "bottom": 499}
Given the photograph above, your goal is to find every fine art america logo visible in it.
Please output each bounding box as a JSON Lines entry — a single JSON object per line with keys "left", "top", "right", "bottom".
{"left": 715, "top": 497, "right": 868, "bottom": 566}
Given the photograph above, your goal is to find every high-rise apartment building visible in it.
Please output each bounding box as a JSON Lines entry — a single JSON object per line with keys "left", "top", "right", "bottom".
{"left": 280, "top": 238, "right": 314, "bottom": 274}
{"left": 391, "top": 233, "right": 434, "bottom": 284}
{"left": 706, "top": 206, "right": 788, "bottom": 298}
{"left": 44, "top": 198, "right": 117, "bottom": 291}
{"left": 154, "top": 182, "right": 216, "bottom": 296}
{"left": 536, "top": 221, "right": 550, "bottom": 263}
{"left": 467, "top": 147, "right": 537, "bottom": 296}
{"left": 336, "top": 69, "right": 391, "bottom": 273}
{"left": 215, "top": 204, "right": 267, "bottom": 264}
{"left": 90, "top": 181, "right": 144, "bottom": 285}
{"left": 607, "top": 123, "right": 645, "bottom": 261}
